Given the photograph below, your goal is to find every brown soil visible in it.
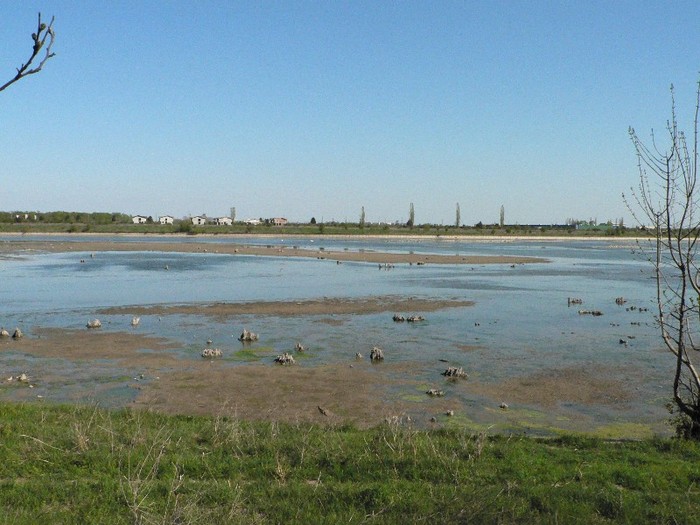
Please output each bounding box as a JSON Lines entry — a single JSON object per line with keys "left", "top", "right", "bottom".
{"left": 3, "top": 327, "right": 179, "bottom": 362}
{"left": 99, "top": 296, "right": 474, "bottom": 318}
{"left": 466, "top": 365, "right": 635, "bottom": 408}
{"left": 132, "top": 362, "right": 422, "bottom": 428}
{"left": 2, "top": 327, "right": 425, "bottom": 427}
{"left": 2, "top": 327, "right": 642, "bottom": 429}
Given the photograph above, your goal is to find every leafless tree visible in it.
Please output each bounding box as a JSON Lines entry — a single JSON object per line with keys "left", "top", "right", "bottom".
{"left": 626, "top": 81, "right": 700, "bottom": 437}
{"left": 0, "top": 13, "right": 55, "bottom": 93}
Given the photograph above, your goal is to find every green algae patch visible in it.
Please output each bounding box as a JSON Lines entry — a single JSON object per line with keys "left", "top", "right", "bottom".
{"left": 231, "top": 345, "right": 276, "bottom": 362}
{"left": 479, "top": 405, "right": 559, "bottom": 434}
{"left": 443, "top": 413, "right": 491, "bottom": 432}
{"left": 290, "top": 351, "right": 314, "bottom": 361}
{"left": 484, "top": 405, "right": 548, "bottom": 421}
{"left": 591, "top": 422, "right": 657, "bottom": 440}
{"left": 401, "top": 383, "right": 440, "bottom": 403}
{"left": 401, "top": 393, "right": 429, "bottom": 403}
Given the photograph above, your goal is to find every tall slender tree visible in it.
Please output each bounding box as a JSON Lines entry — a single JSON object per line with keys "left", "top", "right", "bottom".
{"left": 359, "top": 206, "right": 366, "bottom": 229}
{"left": 408, "top": 202, "right": 415, "bottom": 228}
{"left": 455, "top": 203, "right": 461, "bottom": 228}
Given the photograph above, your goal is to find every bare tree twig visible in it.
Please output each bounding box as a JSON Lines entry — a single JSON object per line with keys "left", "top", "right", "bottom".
{"left": 0, "top": 13, "right": 56, "bottom": 93}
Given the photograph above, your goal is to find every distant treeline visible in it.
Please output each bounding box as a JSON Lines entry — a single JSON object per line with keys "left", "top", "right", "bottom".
{"left": 0, "top": 211, "right": 133, "bottom": 224}
{"left": 0, "top": 210, "right": 648, "bottom": 238}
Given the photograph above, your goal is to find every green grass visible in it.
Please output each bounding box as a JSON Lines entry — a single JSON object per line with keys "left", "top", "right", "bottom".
{"left": 1, "top": 403, "right": 699, "bottom": 523}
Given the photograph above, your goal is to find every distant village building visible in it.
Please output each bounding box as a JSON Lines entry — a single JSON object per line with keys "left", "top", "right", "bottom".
{"left": 191, "top": 216, "right": 207, "bottom": 226}
{"left": 159, "top": 215, "right": 174, "bottom": 225}
{"left": 215, "top": 217, "right": 232, "bottom": 226}
{"left": 245, "top": 219, "right": 261, "bottom": 226}
{"left": 272, "top": 217, "right": 288, "bottom": 226}
{"left": 132, "top": 215, "right": 148, "bottom": 224}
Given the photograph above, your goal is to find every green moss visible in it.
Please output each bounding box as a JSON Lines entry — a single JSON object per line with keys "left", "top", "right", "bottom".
{"left": 443, "top": 413, "right": 488, "bottom": 431}
{"left": 401, "top": 393, "right": 428, "bottom": 403}
{"left": 591, "top": 422, "right": 657, "bottom": 440}
{"left": 231, "top": 345, "right": 276, "bottom": 361}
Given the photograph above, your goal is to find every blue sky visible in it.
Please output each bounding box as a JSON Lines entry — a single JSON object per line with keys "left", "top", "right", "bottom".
{"left": 1, "top": 1, "right": 698, "bottom": 225}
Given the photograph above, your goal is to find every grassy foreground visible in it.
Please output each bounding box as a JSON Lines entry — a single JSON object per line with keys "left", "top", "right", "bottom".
{"left": 1, "top": 403, "right": 699, "bottom": 524}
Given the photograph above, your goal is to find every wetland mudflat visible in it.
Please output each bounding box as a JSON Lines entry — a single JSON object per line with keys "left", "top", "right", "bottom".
{"left": 0, "top": 235, "right": 666, "bottom": 436}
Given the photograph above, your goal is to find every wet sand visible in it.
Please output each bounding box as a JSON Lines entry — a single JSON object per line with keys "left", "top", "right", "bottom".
{"left": 131, "top": 363, "right": 423, "bottom": 427}
{"left": 99, "top": 296, "right": 474, "bottom": 318}
{"left": 1, "top": 327, "right": 435, "bottom": 427}
{"left": 5, "top": 327, "right": 180, "bottom": 361}
{"left": 0, "top": 239, "right": 547, "bottom": 265}
{"left": 2, "top": 323, "right": 650, "bottom": 432}
{"left": 467, "top": 365, "right": 636, "bottom": 408}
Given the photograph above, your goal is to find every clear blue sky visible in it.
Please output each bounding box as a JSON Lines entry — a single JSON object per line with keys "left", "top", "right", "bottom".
{"left": 1, "top": 1, "right": 698, "bottom": 225}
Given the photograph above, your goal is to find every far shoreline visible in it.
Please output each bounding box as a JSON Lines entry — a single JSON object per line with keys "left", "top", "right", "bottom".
{"left": 0, "top": 230, "right": 649, "bottom": 243}
{"left": 0, "top": 231, "right": 651, "bottom": 265}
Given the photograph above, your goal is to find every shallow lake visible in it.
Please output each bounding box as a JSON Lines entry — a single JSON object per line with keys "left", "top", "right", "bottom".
{"left": 0, "top": 235, "right": 669, "bottom": 436}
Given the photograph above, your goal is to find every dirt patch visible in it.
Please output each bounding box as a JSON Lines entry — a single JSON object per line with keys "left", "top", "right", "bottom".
{"left": 3, "top": 327, "right": 179, "bottom": 363}
{"left": 467, "top": 365, "right": 635, "bottom": 408}
{"left": 99, "top": 296, "right": 474, "bottom": 318}
{"left": 1, "top": 328, "right": 644, "bottom": 430}
{"left": 0, "top": 239, "right": 547, "bottom": 265}
{"left": 1, "top": 327, "right": 431, "bottom": 427}
{"left": 133, "top": 363, "right": 414, "bottom": 428}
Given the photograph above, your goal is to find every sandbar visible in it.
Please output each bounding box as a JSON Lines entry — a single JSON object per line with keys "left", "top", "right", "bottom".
{"left": 0, "top": 239, "right": 547, "bottom": 265}
{"left": 99, "top": 296, "right": 474, "bottom": 318}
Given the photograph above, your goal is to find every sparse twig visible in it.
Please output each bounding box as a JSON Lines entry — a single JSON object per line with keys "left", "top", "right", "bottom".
{"left": 0, "top": 13, "right": 56, "bottom": 93}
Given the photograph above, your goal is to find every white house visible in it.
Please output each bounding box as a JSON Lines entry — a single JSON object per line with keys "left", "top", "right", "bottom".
{"left": 191, "top": 216, "right": 207, "bottom": 226}
{"left": 159, "top": 215, "right": 174, "bottom": 225}
{"left": 132, "top": 215, "right": 148, "bottom": 224}
{"left": 215, "top": 217, "right": 233, "bottom": 226}
{"left": 244, "top": 219, "right": 261, "bottom": 226}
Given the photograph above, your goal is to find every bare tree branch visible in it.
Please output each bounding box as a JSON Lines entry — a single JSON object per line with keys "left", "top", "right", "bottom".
{"left": 627, "top": 79, "right": 700, "bottom": 438}
{"left": 0, "top": 13, "right": 56, "bottom": 93}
